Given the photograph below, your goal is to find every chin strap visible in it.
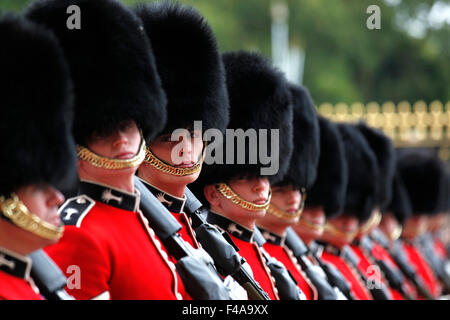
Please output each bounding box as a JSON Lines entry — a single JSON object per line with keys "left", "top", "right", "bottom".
{"left": 324, "top": 223, "right": 357, "bottom": 242}
{"left": 215, "top": 183, "right": 271, "bottom": 212}
{"left": 297, "top": 216, "right": 326, "bottom": 233}
{"left": 0, "top": 193, "right": 63, "bottom": 241}
{"left": 143, "top": 144, "right": 206, "bottom": 177}
{"left": 359, "top": 210, "right": 382, "bottom": 235}
{"left": 267, "top": 203, "right": 303, "bottom": 220}
{"left": 77, "top": 136, "right": 146, "bottom": 170}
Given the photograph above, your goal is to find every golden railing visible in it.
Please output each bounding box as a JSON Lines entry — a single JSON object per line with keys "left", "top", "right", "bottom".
{"left": 317, "top": 100, "right": 450, "bottom": 161}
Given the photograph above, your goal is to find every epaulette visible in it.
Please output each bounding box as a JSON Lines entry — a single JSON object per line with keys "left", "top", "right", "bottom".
{"left": 58, "top": 195, "right": 95, "bottom": 227}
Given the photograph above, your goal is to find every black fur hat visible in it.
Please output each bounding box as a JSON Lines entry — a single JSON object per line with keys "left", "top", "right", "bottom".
{"left": 0, "top": 13, "right": 76, "bottom": 196}
{"left": 135, "top": 2, "right": 229, "bottom": 135}
{"left": 194, "top": 51, "right": 293, "bottom": 188}
{"left": 306, "top": 117, "right": 348, "bottom": 218}
{"left": 356, "top": 122, "right": 396, "bottom": 211}
{"left": 337, "top": 123, "right": 379, "bottom": 222}
{"left": 397, "top": 149, "right": 445, "bottom": 216}
{"left": 384, "top": 172, "right": 412, "bottom": 224}
{"left": 273, "top": 84, "right": 320, "bottom": 190}
{"left": 26, "top": 0, "right": 167, "bottom": 146}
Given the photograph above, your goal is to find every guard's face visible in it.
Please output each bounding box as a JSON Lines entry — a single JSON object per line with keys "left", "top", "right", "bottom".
{"left": 271, "top": 185, "right": 302, "bottom": 215}
{"left": 16, "top": 184, "right": 65, "bottom": 227}
{"left": 379, "top": 212, "right": 399, "bottom": 239}
{"left": 403, "top": 215, "right": 426, "bottom": 239}
{"left": 321, "top": 214, "right": 358, "bottom": 247}
{"left": 87, "top": 120, "right": 141, "bottom": 160}
{"left": 144, "top": 129, "right": 203, "bottom": 186}
{"left": 293, "top": 206, "right": 326, "bottom": 239}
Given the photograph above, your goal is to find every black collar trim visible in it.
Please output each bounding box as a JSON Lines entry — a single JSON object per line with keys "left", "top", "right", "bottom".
{"left": 139, "top": 178, "right": 186, "bottom": 213}
{"left": 0, "top": 247, "right": 31, "bottom": 280}
{"left": 79, "top": 180, "right": 140, "bottom": 212}
{"left": 257, "top": 227, "right": 285, "bottom": 246}
{"left": 316, "top": 240, "right": 343, "bottom": 257}
{"left": 206, "top": 211, "right": 254, "bottom": 242}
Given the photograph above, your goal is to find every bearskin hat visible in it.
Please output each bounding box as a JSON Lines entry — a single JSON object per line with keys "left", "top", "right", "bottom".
{"left": 135, "top": 2, "right": 229, "bottom": 135}
{"left": 306, "top": 117, "right": 348, "bottom": 218}
{"left": 384, "top": 171, "right": 413, "bottom": 224}
{"left": 26, "top": 0, "right": 167, "bottom": 146}
{"left": 0, "top": 14, "right": 76, "bottom": 196}
{"left": 337, "top": 123, "right": 379, "bottom": 222}
{"left": 193, "top": 51, "right": 293, "bottom": 191}
{"left": 273, "top": 84, "right": 320, "bottom": 191}
{"left": 397, "top": 149, "right": 445, "bottom": 216}
{"left": 356, "top": 122, "right": 396, "bottom": 211}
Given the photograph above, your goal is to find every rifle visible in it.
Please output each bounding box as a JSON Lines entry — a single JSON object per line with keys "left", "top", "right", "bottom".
{"left": 134, "top": 178, "right": 231, "bottom": 300}
{"left": 183, "top": 187, "right": 271, "bottom": 300}
{"left": 29, "top": 249, "right": 74, "bottom": 300}
{"left": 341, "top": 245, "right": 392, "bottom": 300}
{"left": 390, "top": 240, "right": 434, "bottom": 300}
{"left": 284, "top": 228, "right": 339, "bottom": 300}
{"left": 359, "top": 236, "right": 413, "bottom": 300}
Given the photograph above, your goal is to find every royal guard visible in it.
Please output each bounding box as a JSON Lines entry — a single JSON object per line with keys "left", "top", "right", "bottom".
{"left": 349, "top": 122, "right": 400, "bottom": 300}
{"left": 193, "top": 51, "right": 296, "bottom": 300}
{"left": 0, "top": 14, "right": 77, "bottom": 299}
{"left": 397, "top": 150, "right": 445, "bottom": 299}
{"left": 317, "top": 123, "right": 379, "bottom": 300}
{"left": 134, "top": 1, "right": 229, "bottom": 252}
{"left": 26, "top": 0, "right": 192, "bottom": 300}
{"left": 255, "top": 83, "right": 320, "bottom": 300}
{"left": 290, "top": 116, "right": 353, "bottom": 300}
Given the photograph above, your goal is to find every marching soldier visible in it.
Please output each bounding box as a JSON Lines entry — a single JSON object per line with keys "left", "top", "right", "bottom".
{"left": 397, "top": 150, "right": 445, "bottom": 299}
{"left": 318, "top": 123, "right": 379, "bottom": 300}
{"left": 255, "top": 83, "right": 320, "bottom": 300}
{"left": 290, "top": 116, "right": 353, "bottom": 300}
{"left": 193, "top": 51, "right": 297, "bottom": 300}
{"left": 26, "top": 0, "right": 191, "bottom": 300}
{"left": 0, "top": 13, "right": 77, "bottom": 299}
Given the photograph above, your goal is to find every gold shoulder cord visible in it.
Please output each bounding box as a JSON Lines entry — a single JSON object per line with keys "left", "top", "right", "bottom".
{"left": 324, "top": 222, "right": 357, "bottom": 242}
{"left": 143, "top": 145, "right": 206, "bottom": 177}
{"left": 0, "top": 194, "right": 63, "bottom": 241}
{"left": 77, "top": 137, "right": 147, "bottom": 170}
{"left": 215, "top": 183, "right": 271, "bottom": 212}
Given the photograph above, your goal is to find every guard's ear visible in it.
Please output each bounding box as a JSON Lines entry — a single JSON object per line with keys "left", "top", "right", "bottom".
{"left": 204, "top": 184, "right": 221, "bottom": 207}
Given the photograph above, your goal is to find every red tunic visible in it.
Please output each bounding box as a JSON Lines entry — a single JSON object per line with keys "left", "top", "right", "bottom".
{"left": 370, "top": 242, "right": 417, "bottom": 299}
{"left": 321, "top": 251, "right": 372, "bottom": 300}
{"left": 262, "top": 242, "right": 317, "bottom": 300}
{"left": 46, "top": 182, "right": 189, "bottom": 300}
{"left": 0, "top": 271, "right": 43, "bottom": 300}
{"left": 402, "top": 242, "right": 442, "bottom": 299}
{"left": 350, "top": 244, "right": 394, "bottom": 299}
{"left": 230, "top": 235, "right": 280, "bottom": 300}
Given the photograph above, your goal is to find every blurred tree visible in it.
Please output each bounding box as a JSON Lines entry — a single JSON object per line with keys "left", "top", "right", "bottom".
{"left": 1, "top": 0, "right": 448, "bottom": 105}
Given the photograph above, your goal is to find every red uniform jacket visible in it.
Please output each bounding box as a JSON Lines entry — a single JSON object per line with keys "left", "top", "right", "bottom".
{"left": 0, "top": 248, "right": 42, "bottom": 300}
{"left": 259, "top": 229, "right": 317, "bottom": 300}
{"left": 319, "top": 244, "right": 372, "bottom": 300}
{"left": 370, "top": 242, "right": 417, "bottom": 299}
{"left": 402, "top": 241, "right": 442, "bottom": 299}
{"left": 45, "top": 181, "right": 189, "bottom": 300}
{"left": 350, "top": 244, "right": 394, "bottom": 299}
{"left": 207, "top": 212, "right": 280, "bottom": 300}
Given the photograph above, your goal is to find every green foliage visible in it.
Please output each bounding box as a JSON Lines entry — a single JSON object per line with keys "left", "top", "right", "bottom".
{"left": 1, "top": 0, "right": 448, "bottom": 105}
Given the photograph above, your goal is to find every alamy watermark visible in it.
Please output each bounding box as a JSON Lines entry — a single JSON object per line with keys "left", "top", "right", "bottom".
{"left": 170, "top": 121, "right": 280, "bottom": 176}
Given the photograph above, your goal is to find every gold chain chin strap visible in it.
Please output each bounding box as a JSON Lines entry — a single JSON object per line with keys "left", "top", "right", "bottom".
{"left": 215, "top": 183, "right": 271, "bottom": 212}
{"left": 324, "top": 222, "right": 357, "bottom": 241}
{"left": 0, "top": 194, "right": 63, "bottom": 241}
{"left": 359, "top": 210, "right": 382, "bottom": 234}
{"left": 297, "top": 216, "right": 326, "bottom": 232}
{"left": 388, "top": 224, "right": 403, "bottom": 241}
{"left": 143, "top": 146, "right": 205, "bottom": 177}
{"left": 77, "top": 138, "right": 146, "bottom": 170}
{"left": 267, "top": 203, "right": 303, "bottom": 220}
